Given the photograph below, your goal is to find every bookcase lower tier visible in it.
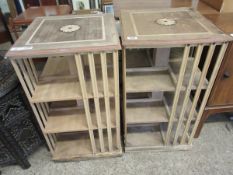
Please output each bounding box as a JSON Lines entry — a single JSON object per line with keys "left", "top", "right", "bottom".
{"left": 52, "top": 131, "right": 121, "bottom": 161}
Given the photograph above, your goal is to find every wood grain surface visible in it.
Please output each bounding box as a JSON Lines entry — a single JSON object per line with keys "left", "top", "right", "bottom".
{"left": 121, "top": 8, "right": 232, "bottom": 48}
{"left": 7, "top": 14, "right": 121, "bottom": 59}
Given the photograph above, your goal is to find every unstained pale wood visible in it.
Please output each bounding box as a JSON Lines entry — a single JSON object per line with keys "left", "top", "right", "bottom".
{"left": 127, "top": 102, "right": 168, "bottom": 124}
{"left": 75, "top": 54, "right": 97, "bottom": 154}
{"left": 126, "top": 71, "right": 175, "bottom": 93}
{"left": 31, "top": 79, "right": 115, "bottom": 103}
{"left": 165, "top": 45, "right": 190, "bottom": 145}
{"left": 45, "top": 109, "right": 116, "bottom": 133}
{"left": 101, "top": 52, "right": 113, "bottom": 151}
{"left": 53, "top": 132, "right": 120, "bottom": 160}
{"left": 173, "top": 45, "right": 204, "bottom": 144}
{"left": 122, "top": 8, "right": 231, "bottom": 152}
{"left": 120, "top": 8, "right": 232, "bottom": 48}
{"left": 180, "top": 44, "right": 216, "bottom": 144}
{"left": 88, "top": 53, "right": 105, "bottom": 152}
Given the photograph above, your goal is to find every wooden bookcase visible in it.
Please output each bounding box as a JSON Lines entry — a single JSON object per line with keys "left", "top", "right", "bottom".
{"left": 121, "top": 8, "right": 232, "bottom": 151}
{"left": 6, "top": 14, "right": 122, "bottom": 160}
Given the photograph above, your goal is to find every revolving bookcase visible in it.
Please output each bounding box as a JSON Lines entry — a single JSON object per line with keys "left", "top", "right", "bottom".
{"left": 120, "top": 8, "right": 232, "bottom": 151}
{"left": 6, "top": 14, "right": 122, "bottom": 160}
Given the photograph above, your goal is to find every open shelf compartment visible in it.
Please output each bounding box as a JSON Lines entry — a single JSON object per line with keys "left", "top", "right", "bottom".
{"left": 19, "top": 54, "right": 115, "bottom": 103}
{"left": 44, "top": 98, "right": 117, "bottom": 134}
{"left": 125, "top": 124, "right": 164, "bottom": 151}
{"left": 126, "top": 71, "right": 176, "bottom": 93}
{"left": 126, "top": 92, "right": 170, "bottom": 124}
{"left": 53, "top": 129, "right": 121, "bottom": 161}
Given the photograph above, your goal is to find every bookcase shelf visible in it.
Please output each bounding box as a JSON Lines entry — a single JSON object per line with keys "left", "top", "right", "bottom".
{"left": 45, "top": 108, "right": 116, "bottom": 134}
{"left": 53, "top": 131, "right": 121, "bottom": 161}
{"left": 126, "top": 101, "right": 169, "bottom": 124}
{"left": 7, "top": 14, "right": 122, "bottom": 161}
{"left": 126, "top": 71, "right": 176, "bottom": 93}
{"left": 121, "top": 8, "right": 230, "bottom": 151}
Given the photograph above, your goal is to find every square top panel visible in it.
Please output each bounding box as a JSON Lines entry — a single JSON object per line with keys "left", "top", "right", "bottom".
{"left": 121, "top": 8, "right": 232, "bottom": 48}
{"left": 7, "top": 14, "right": 120, "bottom": 58}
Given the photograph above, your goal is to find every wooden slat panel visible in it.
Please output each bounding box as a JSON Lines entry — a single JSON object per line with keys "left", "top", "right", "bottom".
{"left": 10, "top": 60, "right": 54, "bottom": 153}
{"left": 180, "top": 44, "right": 216, "bottom": 144}
{"left": 165, "top": 45, "right": 190, "bottom": 145}
{"left": 17, "top": 60, "right": 34, "bottom": 96}
{"left": 41, "top": 103, "right": 48, "bottom": 120}
{"left": 35, "top": 103, "right": 47, "bottom": 126}
{"left": 101, "top": 52, "right": 113, "bottom": 151}
{"left": 173, "top": 45, "right": 204, "bottom": 144}
{"left": 88, "top": 53, "right": 105, "bottom": 152}
{"left": 23, "top": 59, "right": 36, "bottom": 89}
{"left": 188, "top": 43, "right": 228, "bottom": 144}
{"left": 28, "top": 58, "right": 39, "bottom": 83}
{"left": 75, "top": 54, "right": 97, "bottom": 154}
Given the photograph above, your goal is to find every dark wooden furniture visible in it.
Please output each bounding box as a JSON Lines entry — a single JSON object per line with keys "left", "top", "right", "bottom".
{"left": 0, "top": 58, "right": 43, "bottom": 168}
{"left": 23, "top": 0, "right": 69, "bottom": 7}
{"left": 23, "top": 0, "right": 40, "bottom": 8}
{"left": 12, "top": 5, "right": 72, "bottom": 38}
{"left": 195, "top": 13, "right": 233, "bottom": 137}
{"left": 0, "top": 9, "right": 14, "bottom": 45}
{"left": 40, "top": 0, "right": 57, "bottom": 6}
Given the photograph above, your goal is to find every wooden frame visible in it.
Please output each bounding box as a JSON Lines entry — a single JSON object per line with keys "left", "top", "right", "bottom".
{"left": 121, "top": 8, "right": 231, "bottom": 151}
{"left": 7, "top": 14, "right": 122, "bottom": 161}
{"left": 10, "top": 52, "right": 122, "bottom": 160}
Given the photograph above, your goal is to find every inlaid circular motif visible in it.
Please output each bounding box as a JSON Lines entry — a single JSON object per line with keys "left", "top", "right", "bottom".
{"left": 60, "top": 25, "right": 80, "bottom": 33}
{"left": 156, "top": 18, "right": 176, "bottom": 26}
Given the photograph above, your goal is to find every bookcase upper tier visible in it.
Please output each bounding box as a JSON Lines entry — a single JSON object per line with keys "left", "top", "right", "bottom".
{"left": 7, "top": 14, "right": 121, "bottom": 58}
{"left": 121, "top": 8, "right": 232, "bottom": 48}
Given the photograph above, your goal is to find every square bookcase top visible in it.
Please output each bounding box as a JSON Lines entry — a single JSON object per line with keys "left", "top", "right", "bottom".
{"left": 121, "top": 8, "right": 232, "bottom": 48}
{"left": 7, "top": 14, "right": 120, "bottom": 58}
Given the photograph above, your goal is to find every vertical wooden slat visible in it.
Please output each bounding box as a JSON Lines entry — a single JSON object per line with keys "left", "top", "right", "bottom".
{"left": 18, "top": 60, "right": 34, "bottom": 96}
{"left": 181, "top": 44, "right": 216, "bottom": 144}
{"left": 36, "top": 103, "right": 47, "bottom": 125}
{"left": 52, "top": 134, "right": 57, "bottom": 143}
{"left": 113, "top": 51, "right": 121, "bottom": 149}
{"left": 75, "top": 54, "right": 97, "bottom": 154}
{"left": 100, "top": 52, "right": 113, "bottom": 152}
{"left": 10, "top": 60, "right": 54, "bottom": 153}
{"left": 173, "top": 45, "right": 204, "bottom": 144}
{"left": 88, "top": 53, "right": 105, "bottom": 152}
{"left": 45, "top": 102, "right": 49, "bottom": 113}
{"left": 188, "top": 43, "right": 228, "bottom": 144}
{"left": 165, "top": 45, "right": 190, "bottom": 145}
{"left": 28, "top": 58, "right": 38, "bottom": 83}
{"left": 41, "top": 103, "right": 48, "bottom": 120}
{"left": 122, "top": 49, "right": 127, "bottom": 143}
{"left": 23, "top": 59, "right": 36, "bottom": 88}
{"left": 36, "top": 103, "right": 56, "bottom": 149}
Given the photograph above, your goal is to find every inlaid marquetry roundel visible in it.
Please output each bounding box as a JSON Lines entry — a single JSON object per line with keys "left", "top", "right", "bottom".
{"left": 60, "top": 25, "right": 81, "bottom": 33}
